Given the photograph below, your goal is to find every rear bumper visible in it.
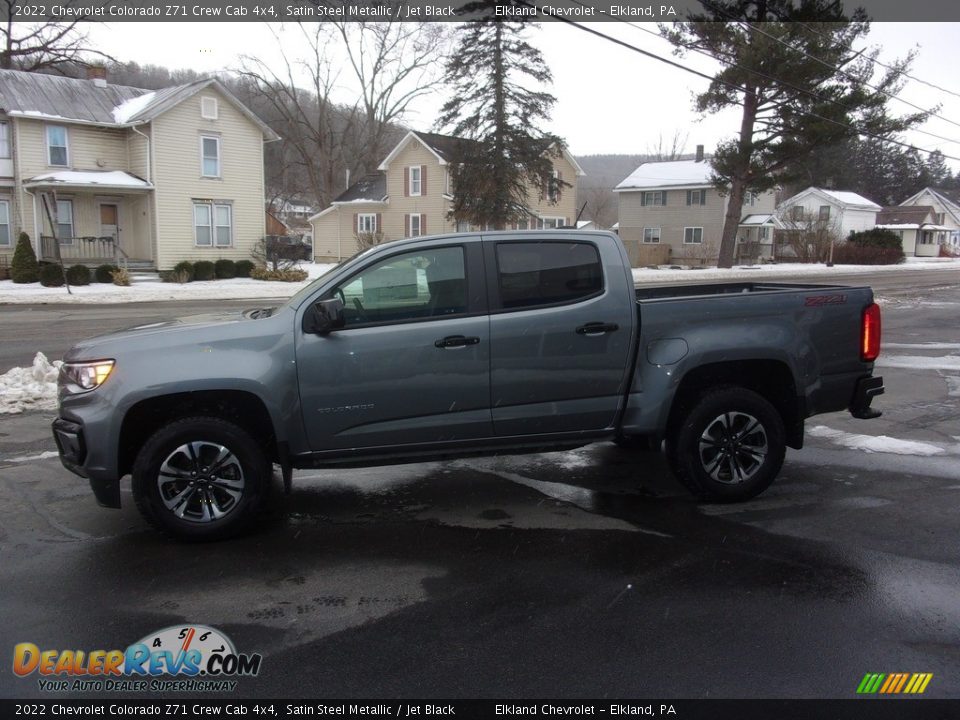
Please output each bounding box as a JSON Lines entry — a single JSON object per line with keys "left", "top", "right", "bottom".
{"left": 849, "top": 375, "right": 884, "bottom": 419}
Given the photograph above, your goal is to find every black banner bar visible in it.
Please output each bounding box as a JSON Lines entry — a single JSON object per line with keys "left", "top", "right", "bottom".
{"left": 1, "top": 699, "right": 958, "bottom": 720}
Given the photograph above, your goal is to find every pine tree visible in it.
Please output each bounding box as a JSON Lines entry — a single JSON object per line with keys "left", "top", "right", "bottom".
{"left": 663, "top": 2, "right": 929, "bottom": 267}
{"left": 11, "top": 232, "right": 39, "bottom": 284}
{"left": 438, "top": 4, "right": 565, "bottom": 228}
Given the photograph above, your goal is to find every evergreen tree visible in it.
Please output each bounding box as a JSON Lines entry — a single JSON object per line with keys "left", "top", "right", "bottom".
{"left": 11, "top": 232, "right": 39, "bottom": 284}
{"left": 663, "top": 1, "right": 929, "bottom": 267}
{"left": 438, "top": 4, "right": 565, "bottom": 228}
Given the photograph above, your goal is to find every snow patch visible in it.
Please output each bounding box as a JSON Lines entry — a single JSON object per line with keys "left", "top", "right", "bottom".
{"left": 807, "top": 425, "right": 946, "bottom": 456}
{"left": 112, "top": 91, "right": 156, "bottom": 123}
{"left": 27, "top": 170, "right": 151, "bottom": 188}
{"left": 875, "top": 355, "right": 960, "bottom": 372}
{"left": 0, "top": 353, "right": 61, "bottom": 415}
{"left": 4, "top": 451, "right": 60, "bottom": 463}
{"left": 883, "top": 342, "right": 960, "bottom": 351}
{"left": 945, "top": 376, "right": 960, "bottom": 398}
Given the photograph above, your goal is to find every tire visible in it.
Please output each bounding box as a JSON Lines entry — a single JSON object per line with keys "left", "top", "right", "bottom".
{"left": 132, "top": 416, "right": 271, "bottom": 541}
{"left": 668, "top": 387, "right": 785, "bottom": 502}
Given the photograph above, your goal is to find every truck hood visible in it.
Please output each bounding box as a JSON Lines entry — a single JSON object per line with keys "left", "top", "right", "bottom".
{"left": 65, "top": 307, "right": 281, "bottom": 359}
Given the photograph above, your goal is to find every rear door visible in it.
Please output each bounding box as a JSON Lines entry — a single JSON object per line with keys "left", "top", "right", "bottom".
{"left": 486, "top": 235, "right": 635, "bottom": 436}
{"left": 296, "top": 239, "right": 492, "bottom": 450}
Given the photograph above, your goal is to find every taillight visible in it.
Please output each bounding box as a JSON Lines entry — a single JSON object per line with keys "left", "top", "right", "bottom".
{"left": 861, "top": 303, "right": 881, "bottom": 362}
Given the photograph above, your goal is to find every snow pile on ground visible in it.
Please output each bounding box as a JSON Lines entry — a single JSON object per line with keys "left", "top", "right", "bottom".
{"left": 807, "top": 425, "right": 947, "bottom": 456}
{"left": 0, "top": 352, "right": 61, "bottom": 414}
{"left": 875, "top": 355, "right": 960, "bottom": 372}
{"left": 0, "top": 263, "right": 337, "bottom": 305}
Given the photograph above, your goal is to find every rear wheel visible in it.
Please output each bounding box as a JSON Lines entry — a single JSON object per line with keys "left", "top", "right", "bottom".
{"left": 132, "top": 417, "right": 271, "bottom": 541}
{"left": 668, "top": 387, "right": 785, "bottom": 502}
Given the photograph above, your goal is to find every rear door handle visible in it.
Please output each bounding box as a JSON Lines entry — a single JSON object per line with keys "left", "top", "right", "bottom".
{"left": 576, "top": 322, "right": 619, "bottom": 336}
{"left": 435, "top": 335, "right": 480, "bottom": 349}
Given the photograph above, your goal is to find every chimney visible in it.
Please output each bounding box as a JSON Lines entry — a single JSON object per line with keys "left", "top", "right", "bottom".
{"left": 695, "top": 145, "right": 704, "bottom": 162}
{"left": 86, "top": 65, "right": 107, "bottom": 87}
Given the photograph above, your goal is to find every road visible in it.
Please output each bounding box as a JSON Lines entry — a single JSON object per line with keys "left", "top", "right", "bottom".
{"left": 0, "top": 265, "right": 958, "bottom": 700}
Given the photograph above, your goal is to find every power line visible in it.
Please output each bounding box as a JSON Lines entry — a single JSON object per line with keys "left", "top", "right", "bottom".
{"left": 525, "top": 6, "right": 960, "bottom": 163}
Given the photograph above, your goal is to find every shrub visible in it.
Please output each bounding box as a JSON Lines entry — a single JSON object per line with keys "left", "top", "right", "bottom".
{"left": 95, "top": 264, "right": 118, "bottom": 283}
{"left": 234, "top": 259, "right": 255, "bottom": 278}
{"left": 172, "top": 260, "right": 194, "bottom": 282}
{"left": 193, "top": 260, "right": 215, "bottom": 281}
{"left": 214, "top": 258, "right": 236, "bottom": 279}
{"left": 11, "top": 232, "right": 39, "bottom": 284}
{"left": 836, "top": 228, "right": 905, "bottom": 265}
{"left": 66, "top": 265, "right": 91, "bottom": 286}
{"left": 111, "top": 268, "right": 131, "bottom": 286}
{"left": 249, "top": 267, "right": 308, "bottom": 282}
{"left": 846, "top": 228, "right": 903, "bottom": 249}
{"left": 161, "top": 269, "right": 191, "bottom": 283}
{"left": 39, "top": 263, "right": 65, "bottom": 287}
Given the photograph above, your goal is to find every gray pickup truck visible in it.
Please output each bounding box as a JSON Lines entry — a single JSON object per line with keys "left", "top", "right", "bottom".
{"left": 53, "top": 231, "right": 884, "bottom": 539}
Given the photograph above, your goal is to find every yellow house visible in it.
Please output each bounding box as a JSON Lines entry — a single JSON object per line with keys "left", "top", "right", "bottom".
{"left": 310, "top": 130, "right": 585, "bottom": 261}
{"left": 0, "top": 68, "right": 278, "bottom": 271}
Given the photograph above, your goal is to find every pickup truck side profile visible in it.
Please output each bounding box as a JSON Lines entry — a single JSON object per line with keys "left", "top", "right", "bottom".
{"left": 52, "top": 231, "right": 884, "bottom": 540}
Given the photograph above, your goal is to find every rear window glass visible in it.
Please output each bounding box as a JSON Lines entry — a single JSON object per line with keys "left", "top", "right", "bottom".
{"left": 496, "top": 242, "right": 603, "bottom": 309}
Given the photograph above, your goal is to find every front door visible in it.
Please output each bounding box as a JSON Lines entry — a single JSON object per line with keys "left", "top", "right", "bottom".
{"left": 296, "top": 241, "right": 492, "bottom": 451}
{"left": 99, "top": 203, "right": 119, "bottom": 242}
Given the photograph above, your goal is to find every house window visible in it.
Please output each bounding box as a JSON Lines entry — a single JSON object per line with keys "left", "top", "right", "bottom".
{"left": 818, "top": 205, "right": 831, "bottom": 221}
{"left": 683, "top": 227, "right": 703, "bottom": 244}
{"left": 357, "top": 213, "right": 377, "bottom": 233}
{"left": 687, "top": 190, "right": 706, "bottom": 206}
{"left": 193, "top": 202, "right": 232, "bottom": 247}
{"left": 455, "top": 220, "right": 471, "bottom": 233}
{"left": 201, "top": 136, "right": 221, "bottom": 177}
{"left": 642, "top": 191, "right": 666, "bottom": 207}
{"left": 0, "top": 199, "right": 10, "bottom": 246}
{"left": 201, "top": 96, "right": 218, "bottom": 120}
{"left": 46, "top": 125, "right": 68, "bottom": 166}
{"left": 55, "top": 199, "right": 74, "bottom": 242}
{"left": 538, "top": 217, "right": 566, "bottom": 229}
{"left": 548, "top": 169, "right": 562, "bottom": 202}
{"left": 409, "top": 166, "right": 422, "bottom": 196}
{"left": 643, "top": 227, "right": 661, "bottom": 244}
{"left": 790, "top": 206, "right": 804, "bottom": 221}
{"left": 759, "top": 226, "right": 769, "bottom": 240}
{"left": 407, "top": 213, "right": 425, "bottom": 238}
{"left": 742, "top": 192, "right": 756, "bottom": 206}
{"left": 0, "top": 123, "right": 9, "bottom": 158}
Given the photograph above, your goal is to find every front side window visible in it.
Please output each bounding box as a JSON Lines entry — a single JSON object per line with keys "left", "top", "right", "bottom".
{"left": 496, "top": 241, "right": 602, "bottom": 310}
{"left": 47, "top": 125, "right": 68, "bottom": 166}
{"left": 759, "top": 226, "right": 769, "bottom": 240}
{"left": 194, "top": 202, "right": 232, "bottom": 246}
{"left": 790, "top": 206, "right": 804, "bottom": 221}
{"left": 537, "top": 217, "right": 565, "bottom": 229}
{"left": 201, "top": 136, "right": 220, "bottom": 177}
{"left": 56, "top": 199, "right": 74, "bottom": 242}
{"left": 818, "top": 205, "right": 831, "bottom": 220}
{"left": 643, "top": 227, "right": 661, "bottom": 243}
{"left": 409, "top": 166, "right": 422, "bottom": 196}
{"left": 642, "top": 191, "right": 665, "bottom": 207}
{"left": 683, "top": 227, "right": 703, "bottom": 244}
{"left": 333, "top": 246, "right": 466, "bottom": 326}
{"left": 0, "top": 199, "right": 10, "bottom": 246}
{"left": 0, "top": 122, "right": 9, "bottom": 158}
{"left": 407, "top": 213, "right": 423, "bottom": 238}
{"left": 357, "top": 213, "right": 377, "bottom": 233}
{"left": 687, "top": 190, "right": 705, "bottom": 206}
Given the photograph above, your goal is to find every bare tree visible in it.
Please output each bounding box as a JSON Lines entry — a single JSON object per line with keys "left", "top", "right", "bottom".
{"left": 1, "top": 5, "right": 113, "bottom": 71}
{"left": 646, "top": 130, "right": 689, "bottom": 162}
{"left": 581, "top": 185, "right": 617, "bottom": 229}
{"left": 775, "top": 207, "right": 841, "bottom": 263}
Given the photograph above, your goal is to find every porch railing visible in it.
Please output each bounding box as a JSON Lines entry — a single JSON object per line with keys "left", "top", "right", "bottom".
{"left": 40, "top": 236, "right": 128, "bottom": 269}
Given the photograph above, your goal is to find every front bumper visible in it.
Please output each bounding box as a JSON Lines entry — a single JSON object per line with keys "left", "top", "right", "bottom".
{"left": 52, "top": 417, "right": 121, "bottom": 508}
{"left": 849, "top": 375, "right": 884, "bottom": 419}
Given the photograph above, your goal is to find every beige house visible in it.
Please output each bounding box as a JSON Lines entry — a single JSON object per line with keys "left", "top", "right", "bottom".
{"left": 898, "top": 187, "right": 960, "bottom": 252}
{"left": 614, "top": 148, "right": 776, "bottom": 266}
{"left": 310, "top": 130, "right": 584, "bottom": 261}
{"left": 0, "top": 68, "right": 278, "bottom": 271}
{"left": 876, "top": 205, "right": 951, "bottom": 257}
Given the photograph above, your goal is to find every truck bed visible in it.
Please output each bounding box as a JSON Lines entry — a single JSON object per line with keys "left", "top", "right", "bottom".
{"left": 635, "top": 281, "right": 856, "bottom": 301}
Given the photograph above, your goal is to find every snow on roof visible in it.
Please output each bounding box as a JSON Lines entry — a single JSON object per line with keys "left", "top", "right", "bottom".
{"left": 740, "top": 214, "right": 775, "bottom": 225}
{"left": 615, "top": 158, "right": 713, "bottom": 191}
{"left": 576, "top": 220, "right": 594, "bottom": 229}
{"left": 112, "top": 91, "right": 157, "bottom": 123}
{"left": 816, "top": 189, "right": 881, "bottom": 209}
{"left": 25, "top": 170, "right": 152, "bottom": 189}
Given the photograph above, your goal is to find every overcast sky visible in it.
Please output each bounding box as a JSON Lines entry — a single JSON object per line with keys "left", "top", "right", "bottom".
{"left": 86, "top": 21, "right": 960, "bottom": 167}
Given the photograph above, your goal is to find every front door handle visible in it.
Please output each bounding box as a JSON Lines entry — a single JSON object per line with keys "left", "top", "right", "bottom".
{"left": 576, "top": 322, "right": 619, "bottom": 336}
{"left": 435, "top": 335, "right": 481, "bottom": 349}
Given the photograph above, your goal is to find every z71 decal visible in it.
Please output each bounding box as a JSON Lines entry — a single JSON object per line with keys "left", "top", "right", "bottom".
{"left": 805, "top": 294, "right": 848, "bottom": 306}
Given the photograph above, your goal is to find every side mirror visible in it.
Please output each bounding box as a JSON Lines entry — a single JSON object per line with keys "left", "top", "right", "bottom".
{"left": 304, "top": 298, "right": 345, "bottom": 335}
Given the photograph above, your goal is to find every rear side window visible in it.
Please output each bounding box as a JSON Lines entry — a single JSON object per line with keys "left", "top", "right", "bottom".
{"left": 496, "top": 241, "right": 603, "bottom": 310}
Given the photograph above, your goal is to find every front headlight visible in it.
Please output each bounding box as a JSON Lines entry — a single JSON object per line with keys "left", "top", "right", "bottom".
{"left": 59, "top": 360, "right": 115, "bottom": 394}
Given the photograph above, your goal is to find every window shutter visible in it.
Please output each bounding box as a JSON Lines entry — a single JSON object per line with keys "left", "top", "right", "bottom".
{"left": 565, "top": 217, "right": 570, "bottom": 227}
{"left": 641, "top": 193, "right": 647, "bottom": 207}
{"left": 661, "top": 191, "right": 667, "bottom": 206}
{"left": 701, "top": 191, "right": 706, "bottom": 206}
{"left": 376, "top": 213, "right": 382, "bottom": 233}
{"left": 421, "top": 214, "right": 426, "bottom": 235}
{"left": 404, "top": 214, "right": 409, "bottom": 238}
{"left": 404, "top": 167, "right": 410, "bottom": 197}
{"left": 354, "top": 213, "right": 359, "bottom": 233}
{"left": 421, "top": 165, "right": 427, "bottom": 195}
{"left": 686, "top": 190, "right": 691, "bottom": 206}
{"left": 557, "top": 170, "right": 563, "bottom": 201}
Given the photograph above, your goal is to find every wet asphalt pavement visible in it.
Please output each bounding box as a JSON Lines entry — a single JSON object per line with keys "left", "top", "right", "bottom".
{"left": 0, "top": 268, "right": 958, "bottom": 700}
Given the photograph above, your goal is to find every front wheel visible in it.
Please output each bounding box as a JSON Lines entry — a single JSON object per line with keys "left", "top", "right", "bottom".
{"left": 668, "top": 387, "right": 785, "bottom": 502}
{"left": 132, "top": 417, "right": 271, "bottom": 540}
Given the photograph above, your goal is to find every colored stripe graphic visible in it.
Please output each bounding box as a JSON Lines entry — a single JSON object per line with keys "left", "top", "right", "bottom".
{"left": 857, "top": 673, "right": 933, "bottom": 694}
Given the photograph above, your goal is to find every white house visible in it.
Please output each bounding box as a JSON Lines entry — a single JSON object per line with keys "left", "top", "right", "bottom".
{"left": 898, "top": 187, "right": 960, "bottom": 251}
{"left": 777, "top": 188, "right": 880, "bottom": 240}
{"left": 875, "top": 205, "right": 951, "bottom": 257}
